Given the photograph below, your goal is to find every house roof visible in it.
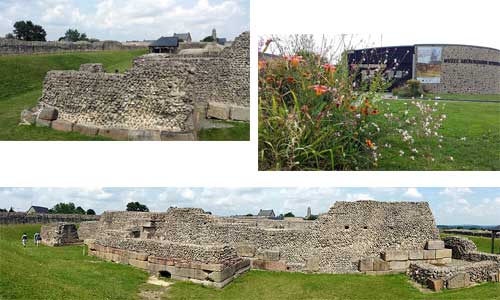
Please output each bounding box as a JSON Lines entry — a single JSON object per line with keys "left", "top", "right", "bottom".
{"left": 174, "top": 33, "right": 191, "bottom": 41}
{"left": 150, "top": 36, "right": 179, "bottom": 47}
{"left": 258, "top": 209, "right": 275, "bottom": 217}
{"left": 216, "top": 38, "right": 227, "bottom": 45}
{"left": 28, "top": 206, "right": 49, "bottom": 213}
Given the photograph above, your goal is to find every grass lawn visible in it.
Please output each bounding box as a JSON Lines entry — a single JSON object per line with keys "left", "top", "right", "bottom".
{"left": 373, "top": 100, "right": 500, "bottom": 170}
{"left": 424, "top": 93, "right": 500, "bottom": 101}
{"left": 440, "top": 233, "right": 500, "bottom": 254}
{"left": 198, "top": 120, "right": 250, "bottom": 141}
{"left": 2, "top": 224, "right": 499, "bottom": 300}
{"left": 0, "top": 51, "right": 249, "bottom": 141}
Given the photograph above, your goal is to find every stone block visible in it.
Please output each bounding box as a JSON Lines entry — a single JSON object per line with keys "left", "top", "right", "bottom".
{"left": 36, "top": 118, "right": 52, "bottom": 128}
{"left": 99, "top": 128, "right": 129, "bottom": 140}
{"left": 148, "top": 263, "right": 169, "bottom": 274}
{"left": 435, "top": 249, "right": 452, "bottom": 259}
{"left": 235, "top": 244, "right": 256, "bottom": 257}
{"left": 207, "top": 102, "right": 230, "bottom": 120}
{"left": 208, "top": 266, "right": 235, "bottom": 282}
{"left": 160, "top": 131, "right": 196, "bottom": 141}
{"left": 423, "top": 250, "right": 436, "bottom": 260}
{"left": 169, "top": 266, "right": 209, "bottom": 281}
{"left": 38, "top": 107, "right": 59, "bottom": 121}
{"left": 388, "top": 260, "right": 410, "bottom": 270}
{"left": 129, "top": 259, "right": 149, "bottom": 270}
{"left": 252, "top": 259, "right": 287, "bottom": 272}
{"left": 74, "top": 124, "right": 99, "bottom": 136}
{"left": 426, "top": 240, "right": 445, "bottom": 250}
{"left": 20, "top": 109, "right": 36, "bottom": 124}
{"left": 447, "top": 272, "right": 470, "bottom": 289}
{"left": 259, "top": 250, "right": 280, "bottom": 261}
{"left": 373, "top": 258, "right": 390, "bottom": 271}
{"left": 51, "top": 119, "right": 74, "bottom": 132}
{"left": 359, "top": 258, "right": 374, "bottom": 272}
{"left": 382, "top": 250, "right": 408, "bottom": 261}
{"left": 409, "top": 250, "right": 424, "bottom": 260}
{"left": 128, "top": 130, "right": 161, "bottom": 141}
{"left": 305, "top": 257, "right": 320, "bottom": 272}
{"left": 129, "top": 252, "right": 149, "bottom": 261}
{"left": 230, "top": 106, "right": 250, "bottom": 121}
{"left": 488, "top": 273, "right": 498, "bottom": 282}
{"left": 432, "top": 258, "right": 452, "bottom": 265}
{"left": 427, "top": 278, "right": 444, "bottom": 292}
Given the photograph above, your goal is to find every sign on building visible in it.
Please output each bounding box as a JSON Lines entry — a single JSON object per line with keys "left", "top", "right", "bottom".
{"left": 416, "top": 46, "right": 442, "bottom": 83}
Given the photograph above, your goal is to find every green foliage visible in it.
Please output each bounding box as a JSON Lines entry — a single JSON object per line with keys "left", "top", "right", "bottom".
{"left": 59, "top": 29, "right": 88, "bottom": 42}
{"left": 126, "top": 202, "right": 149, "bottom": 212}
{"left": 12, "top": 20, "right": 46, "bottom": 41}
{"left": 0, "top": 224, "right": 148, "bottom": 299}
{"left": 304, "top": 215, "right": 318, "bottom": 220}
{"left": 393, "top": 80, "right": 424, "bottom": 98}
{"left": 5, "top": 33, "right": 14, "bottom": 39}
{"left": 86, "top": 209, "right": 96, "bottom": 215}
{"left": 245, "top": 213, "right": 253, "bottom": 216}
{"left": 0, "top": 208, "right": 7, "bottom": 212}
{"left": 284, "top": 212, "right": 295, "bottom": 217}
{"left": 201, "top": 36, "right": 214, "bottom": 42}
{"left": 75, "top": 206, "right": 86, "bottom": 214}
{"left": 198, "top": 120, "right": 250, "bottom": 141}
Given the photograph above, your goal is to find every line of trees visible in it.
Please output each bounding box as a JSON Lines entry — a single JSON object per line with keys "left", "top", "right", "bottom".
{"left": 4, "top": 20, "right": 99, "bottom": 42}
{"left": 50, "top": 202, "right": 96, "bottom": 215}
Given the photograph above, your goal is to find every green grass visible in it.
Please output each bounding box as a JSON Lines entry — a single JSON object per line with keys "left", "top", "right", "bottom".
{"left": 440, "top": 233, "right": 500, "bottom": 254}
{"left": 0, "top": 224, "right": 148, "bottom": 300}
{"left": 374, "top": 100, "right": 500, "bottom": 170}
{"left": 0, "top": 50, "right": 249, "bottom": 141}
{"left": 198, "top": 120, "right": 250, "bottom": 141}
{"left": 2, "top": 224, "right": 499, "bottom": 300}
{"left": 425, "top": 93, "right": 500, "bottom": 101}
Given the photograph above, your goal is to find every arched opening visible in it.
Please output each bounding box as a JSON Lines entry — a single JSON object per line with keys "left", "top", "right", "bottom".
{"left": 159, "top": 270, "right": 171, "bottom": 278}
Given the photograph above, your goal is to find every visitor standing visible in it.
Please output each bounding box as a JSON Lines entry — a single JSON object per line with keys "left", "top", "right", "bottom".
{"left": 21, "top": 233, "right": 27, "bottom": 247}
{"left": 34, "top": 232, "right": 41, "bottom": 246}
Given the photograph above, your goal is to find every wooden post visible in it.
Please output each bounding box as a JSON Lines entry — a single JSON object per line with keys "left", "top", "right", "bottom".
{"left": 492, "top": 230, "right": 497, "bottom": 254}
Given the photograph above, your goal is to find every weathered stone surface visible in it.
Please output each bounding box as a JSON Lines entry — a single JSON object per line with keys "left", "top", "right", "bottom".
{"left": 38, "top": 107, "right": 58, "bottom": 121}
{"left": 128, "top": 130, "right": 161, "bottom": 141}
{"left": 426, "top": 240, "right": 445, "bottom": 250}
{"left": 389, "top": 260, "right": 410, "bottom": 270}
{"left": 423, "top": 250, "right": 436, "bottom": 260}
{"left": 305, "top": 257, "right": 320, "bottom": 272}
{"left": 160, "top": 131, "right": 195, "bottom": 141}
{"left": 382, "top": 250, "right": 408, "bottom": 261}
{"left": 447, "top": 272, "right": 470, "bottom": 289}
{"left": 41, "top": 223, "right": 82, "bottom": 246}
{"left": 208, "top": 267, "right": 234, "bottom": 282}
{"left": 20, "top": 109, "right": 36, "bottom": 124}
{"left": 252, "top": 259, "right": 287, "bottom": 272}
{"left": 259, "top": 250, "right": 280, "bottom": 261}
{"left": 435, "top": 249, "right": 452, "bottom": 259}
{"left": 427, "top": 278, "right": 444, "bottom": 292}
{"left": 99, "top": 128, "right": 129, "bottom": 140}
{"left": 443, "top": 236, "right": 478, "bottom": 259}
{"left": 359, "top": 258, "right": 374, "bottom": 271}
{"left": 409, "top": 249, "right": 424, "bottom": 260}
{"left": 79, "top": 63, "right": 105, "bottom": 73}
{"left": 235, "top": 244, "right": 256, "bottom": 257}
{"left": 207, "top": 102, "right": 230, "bottom": 120}
{"left": 373, "top": 258, "right": 390, "bottom": 271}
{"left": 129, "top": 259, "right": 149, "bottom": 270}
{"left": 51, "top": 120, "right": 74, "bottom": 132}
{"left": 230, "top": 106, "right": 250, "bottom": 121}
{"left": 35, "top": 118, "right": 52, "bottom": 128}
{"left": 74, "top": 124, "right": 99, "bottom": 136}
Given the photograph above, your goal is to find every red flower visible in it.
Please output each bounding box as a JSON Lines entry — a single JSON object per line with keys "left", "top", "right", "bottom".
{"left": 349, "top": 105, "right": 357, "bottom": 111}
{"left": 364, "top": 99, "right": 371, "bottom": 107}
{"left": 310, "top": 85, "right": 329, "bottom": 96}
{"left": 258, "top": 60, "right": 266, "bottom": 71}
{"left": 287, "top": 77, "right": 295, "bottom": 84}
{"left": 366, "top": 139, "right": 374, "bottom": 149}
{"left": 322, "top": 64, "right": 337, "bottom": 73}
{"left": 361, "top": 107, "right": 369, "bottom": 115}
{"left": 371, "top": 109, "right": 379, "bottom": 115}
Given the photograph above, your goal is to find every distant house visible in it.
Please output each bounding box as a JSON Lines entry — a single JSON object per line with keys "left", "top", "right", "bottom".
{"left": 257, "top": 209, "right": 275, "bottom": 217}
{"left": 174, "top": 33, "right": 192, "bottom": 43}
{"left": 27, "top": 206, "right": 49, "bottom": 214}
{"left": 149, "top": 36, "right": 179, "bottom": 53}
{"left": 216, "top": 38, "right": 227, "bottom": 45}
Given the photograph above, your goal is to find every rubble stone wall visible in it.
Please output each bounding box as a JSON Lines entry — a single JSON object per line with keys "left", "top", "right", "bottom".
{"left": 0, "top": 212, "right": 99, "bottom": 224}
{"left": 0, "top": 38, "right": 146, "bottom": 56}
{"left": 40, "top": 223, "right": 82, "bottom": 246}
{"left": 31, "top": 32, "right": 249, "bottom": 138}
{"left": 81, "top": 201, "right": 439, "bottom": 274}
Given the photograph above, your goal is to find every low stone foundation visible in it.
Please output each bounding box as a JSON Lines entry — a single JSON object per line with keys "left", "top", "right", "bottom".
{"left": 41, "top": 223, "right": 83, "bottom": 246}
{"left": 86, "top": 240, "right": 250, "bottom": 288}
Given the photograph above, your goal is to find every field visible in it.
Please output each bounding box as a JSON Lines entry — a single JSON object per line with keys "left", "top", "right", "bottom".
{"left": 373, "top": 100, "right": 500, "bottom": 170}
{"left": 0, "top": 51, "right": 248, "bottom": 141}
{"left": 440, "top": 233, "right": 500, "bottom": 254}
{"left": 1, "top": 224, "right": 499, "bottom": 300}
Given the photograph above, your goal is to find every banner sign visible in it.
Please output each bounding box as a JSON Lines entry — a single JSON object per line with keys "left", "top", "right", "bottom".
{"left": 416, "top": 46, "right": 442, "bottom": 83}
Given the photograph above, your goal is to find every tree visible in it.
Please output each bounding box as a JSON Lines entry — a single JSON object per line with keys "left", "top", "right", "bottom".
{"left": 59, "top": 29, "right": 88, "bottom": 42}
{"left": 75, "top": 206, "right": 86, "bottom": 214}
{"left": 86, "top": 209, "right": 96, "bottom": 215}
{"left": 126, "top": 202, "right": 149, "bottom": 212}
{"left": 13, "top": 20, "right": 46, "bottom": 41}
{"left": 52, "top": 202, "right": 77, "bottom": 214}
{"left": 284, "top": 212, "right": 295, "bottom": 217}
{"left": 9, "top": 207, "right": 15, "bottom": 212}
{"left": 0, "top": 208, "right": 7, "bottom": 212}
{"left": 201, "top": 36, "right": 214, "bottom": 42}
{"left": 5, "top": 33, "right": 14, "bottom": 39}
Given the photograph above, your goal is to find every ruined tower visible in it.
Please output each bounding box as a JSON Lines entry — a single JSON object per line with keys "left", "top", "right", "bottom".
{"left": 212, "top": 28, "right": 217, "bottom": 41}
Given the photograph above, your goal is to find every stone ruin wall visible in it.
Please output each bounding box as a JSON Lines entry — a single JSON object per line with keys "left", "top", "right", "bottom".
{"left": 0, "top": 38, "right": 146, "bottom": 56}
{"left": 41, "top": 223, "right": 82, "bottom": 246}
{"left": 79, "top": 201, "right": 439, "bottom": 274}
{"left": 31, "top": 32, "right": 249, "bottom": 139}
{"left": 0, "top": 212, "right": 99, "bottom": 225}
{"left": 422, "top": 45, "right": 500, "bottom": 94}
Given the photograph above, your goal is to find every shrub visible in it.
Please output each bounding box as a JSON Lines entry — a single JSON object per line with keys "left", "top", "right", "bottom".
{"left": 392, "top": 80, "right": 424, "bottom": 98}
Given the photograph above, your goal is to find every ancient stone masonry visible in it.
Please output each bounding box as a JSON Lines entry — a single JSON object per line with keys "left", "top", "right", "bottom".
{"left": 41, "top": 223, "right": 83, "bottom": 246}
{"left": 0, "top": 38, "right": 146, "bottom": 56}
{"left": 0, "top": 212, "right": 99, "bottom": 225}
{"left": 21, "top": 32, "right": 249, "bottom": 140}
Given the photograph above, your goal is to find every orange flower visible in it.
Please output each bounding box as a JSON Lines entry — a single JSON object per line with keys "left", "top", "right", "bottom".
{"left": 266, "top": 76, "right": 274, "bottom": 83}
{"left": 310, "top": 85, "right": 329, "bottom": 96}
{"left": 364, "top": 99, "right": 371, "bottom": 107}
{"left": 361, "top": 107, "right": 369, "bottom": 115}
{"left": 287, "top": 77, "right": 295, "bottom": 84}
{"left": 366, "top": 139, "right": 374, "bottom": 149}
{"left": 258, "top": 60, "right": 266, "bottom": 70}
{"left": 322, "top": 64, "right": 337, "bottom": 73}
{"left": 288, "top": 55, "right": 303, "bottom": 67}
{"left": 371, "top": 109, "right": 379, "bottom": 115}
{"left": 349, "top": 105, "right": 357, "bottom": 111}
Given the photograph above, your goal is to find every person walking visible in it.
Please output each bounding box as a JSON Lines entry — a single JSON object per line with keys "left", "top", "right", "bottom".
{"left": 34, "top": 232, "right": 41, "bottom": 246}
{"left": 21, "top": 233, "right": 28, "bottom": 247}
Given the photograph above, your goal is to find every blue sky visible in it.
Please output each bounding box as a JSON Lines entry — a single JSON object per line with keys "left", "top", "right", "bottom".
{"left": 0, "top": 188, "right": 498, "bottom": 225}
{"left": 0, "top": 0, "right": 249, "bottom": 41}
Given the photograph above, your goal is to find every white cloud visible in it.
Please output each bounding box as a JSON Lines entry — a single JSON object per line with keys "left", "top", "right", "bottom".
{"left": 439, "top": 187, "right": 472, "bottom": 198}
{"left": 403, "top": 187, "right": 422, "bottom": 199}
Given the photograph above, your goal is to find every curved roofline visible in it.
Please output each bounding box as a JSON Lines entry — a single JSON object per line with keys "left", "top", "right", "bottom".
{"left": 350, "top": 44, "right": 500, "bottom": 52}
